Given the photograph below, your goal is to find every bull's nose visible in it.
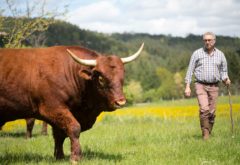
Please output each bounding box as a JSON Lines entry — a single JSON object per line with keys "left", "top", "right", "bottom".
{"left": 115, "top": 99, "right": 126, "bottom": 106}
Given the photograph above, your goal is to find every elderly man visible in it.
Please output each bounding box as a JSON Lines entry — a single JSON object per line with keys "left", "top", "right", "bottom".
{"left": 184, "top": 32, "right": 231, "bottom": 140}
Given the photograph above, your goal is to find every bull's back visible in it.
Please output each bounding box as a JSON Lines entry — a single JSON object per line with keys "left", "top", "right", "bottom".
{"left": 0, "top": 46, "right": 70, "bottom": 90}
{"left": 0, "top": 48, "right": 67, "bottom": 117}
{"left": 0, "top": 46, "right": 96, "bottom": 121}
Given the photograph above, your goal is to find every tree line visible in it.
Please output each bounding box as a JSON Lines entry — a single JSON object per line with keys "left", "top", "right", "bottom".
{"left": 1, "top": 18, "right": 240, "bottom": 103}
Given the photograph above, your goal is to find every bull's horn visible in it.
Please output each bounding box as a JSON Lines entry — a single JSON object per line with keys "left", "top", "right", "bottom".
{"left": 121, "top": 43, "right": 144, "bottom": 64}
{"left": 67, "top": 49, "right": 97, "bottom": 66}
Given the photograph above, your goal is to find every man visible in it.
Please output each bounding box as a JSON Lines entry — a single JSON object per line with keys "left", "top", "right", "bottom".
{"left": 184, "top": 32, "right": 231, "bottom": 140}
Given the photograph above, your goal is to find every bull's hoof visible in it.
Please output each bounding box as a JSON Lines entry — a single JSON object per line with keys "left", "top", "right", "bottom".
{"left": 55, "top": 153, "right": 64, "bottom": 160}
{"left": 55, "top": 155, "right": 64, "bottom": 160}
{"left": 70, "top": 154, "right": 82, "bottom": 164}
{"left": 70, "top": 160, "right": 78, "bottom": 165}
{"left": 25, "top": 133, "right": 32, "bottom": 139}
{"left": 41, "top": 131, "right": 48, "bottom": 136}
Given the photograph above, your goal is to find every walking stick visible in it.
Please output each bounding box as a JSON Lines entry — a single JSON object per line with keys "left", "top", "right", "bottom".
{"left": 227, "top": 85, "right": 234, "bottom": 137}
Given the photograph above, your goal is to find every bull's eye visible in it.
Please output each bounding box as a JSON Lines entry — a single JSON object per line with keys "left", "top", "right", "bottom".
{"left": 98, "top": 76, "right": 105, "bottom": 87}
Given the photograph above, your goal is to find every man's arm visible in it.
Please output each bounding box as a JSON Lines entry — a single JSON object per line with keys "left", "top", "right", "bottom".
{"left": 221, "top": 54, "right": 231, "bottom": 86}
{"left": 184, "top": 53, "right": 196, "bottom": 97}
{"left": 184, "top": 83, "right": 191, "bottom": 97}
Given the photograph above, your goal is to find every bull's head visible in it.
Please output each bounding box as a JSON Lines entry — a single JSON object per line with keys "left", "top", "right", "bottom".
{"left": 67, "top": 43, "right": 144, "bottom": 110}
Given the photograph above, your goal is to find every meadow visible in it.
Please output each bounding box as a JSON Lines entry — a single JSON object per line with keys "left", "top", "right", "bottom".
{"left": 0, "top": 96, "right": 240, "bottom": 165}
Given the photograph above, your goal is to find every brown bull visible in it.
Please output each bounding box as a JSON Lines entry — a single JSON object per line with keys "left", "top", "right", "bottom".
{"left": 0, "top": 43, "right": 144, "bottom": 162}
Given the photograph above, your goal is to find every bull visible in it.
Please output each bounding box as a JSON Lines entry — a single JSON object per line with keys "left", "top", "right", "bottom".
{"left": 0, "top": 43, "right": 144, "bottom": 162}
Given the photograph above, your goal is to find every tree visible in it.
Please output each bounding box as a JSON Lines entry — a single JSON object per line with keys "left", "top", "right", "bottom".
{"left": 155, "top": 67, "right": 185, "bottom": 100}
{"left": 0, "top": 0, "right": 67, "bottom": 48}
{"left": 0, "top": 10, "right": 3, "bottom": 30}
{"left": 124, "top": 80, "right": 143, "bottom": 104}
{"left": 174, "top": 72, "right": 184, "bottom": 99}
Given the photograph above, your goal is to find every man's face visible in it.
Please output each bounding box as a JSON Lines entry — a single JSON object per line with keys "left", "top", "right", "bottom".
{"left": 203, "top": 34, "right": 216, "bottom": 50}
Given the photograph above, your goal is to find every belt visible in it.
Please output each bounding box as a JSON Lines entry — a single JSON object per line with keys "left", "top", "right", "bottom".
{"left": 195, "top": 81, "right": 219, "bottom": 86}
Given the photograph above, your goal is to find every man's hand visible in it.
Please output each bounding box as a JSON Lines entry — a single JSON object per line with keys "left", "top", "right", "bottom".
{"left": 224, "top": 78, "right": 231, "bottom": 86}
{"left": 184, "top": 84, "right": 191, "bottom": 97}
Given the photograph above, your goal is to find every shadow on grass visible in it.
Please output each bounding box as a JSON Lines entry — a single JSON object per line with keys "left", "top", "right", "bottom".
{"left": 0, "top": 131, "right": 26, "bottom": 138}
{"left": 0, "top": 153, "right": 58, "bottom": 164}
{"left": 191, "top": 134, "right": 203, "bottom": 140}
{"left": 181, "top": 131, "right": 203, "bottom": 140}
{"left": 0, "top": 148, "right": 123, "bottom": 163}
{"left": 0, "top": 131, "right": 46, "bottom": 138}
{"left": 83, "top": 147, "right": 123, "bottom": 161}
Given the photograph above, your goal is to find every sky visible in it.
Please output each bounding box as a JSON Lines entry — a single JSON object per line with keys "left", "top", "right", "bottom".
{"left": 1, "top": 0, "right": 240, "bottom": 37}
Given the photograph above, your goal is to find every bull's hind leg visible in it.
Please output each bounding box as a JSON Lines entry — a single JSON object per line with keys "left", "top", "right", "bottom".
{"left": 26, "top": 118, "right": 35, "bottom": 138}
{"left": 0, "top": 121, "right": 6, "bottom": 130}
{"left": 41, "top": 121, "right": 48, "bottom": 135}
{"left": 39, "top": 105, "right": 82, "bottom": 162}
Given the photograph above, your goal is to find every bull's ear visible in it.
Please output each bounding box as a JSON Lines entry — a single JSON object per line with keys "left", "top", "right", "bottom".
{"left": 78, "top": 69, "right": 92, "bottom": 80}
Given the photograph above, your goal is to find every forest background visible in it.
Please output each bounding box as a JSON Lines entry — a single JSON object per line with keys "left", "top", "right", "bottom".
{"left": 1, "top": 17, "right": 240, "bottom": 104}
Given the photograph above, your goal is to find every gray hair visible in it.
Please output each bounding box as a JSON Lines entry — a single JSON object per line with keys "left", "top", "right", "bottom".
{"left": 203, "top": 32, "right": 216, "bottom": 40}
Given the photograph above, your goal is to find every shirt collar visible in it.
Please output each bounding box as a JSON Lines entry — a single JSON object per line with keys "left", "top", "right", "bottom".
{"left": 203, "top": 47, "right": 216, "bottom": 54}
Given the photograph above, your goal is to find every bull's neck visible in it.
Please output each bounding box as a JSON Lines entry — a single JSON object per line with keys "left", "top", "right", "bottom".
{"left": 70, "top": 62, "right": 106, "bottom": 112}
{"left": 69, "top": 62, "right": 85, "bottom": 95}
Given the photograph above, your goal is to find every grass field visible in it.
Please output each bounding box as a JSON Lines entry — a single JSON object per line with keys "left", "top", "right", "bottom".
{"left": 0, "top": 96, "right": 240, "bottom": 165}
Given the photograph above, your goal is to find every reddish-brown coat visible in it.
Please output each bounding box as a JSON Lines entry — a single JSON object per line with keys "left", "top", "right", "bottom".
{"left": 0, "top": 46, "right": 126, "bottom": 161}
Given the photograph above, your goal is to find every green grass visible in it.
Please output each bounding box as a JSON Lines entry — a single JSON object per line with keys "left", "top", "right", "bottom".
{"left": 1, "top": 96, "right": 240, "bottom": 165}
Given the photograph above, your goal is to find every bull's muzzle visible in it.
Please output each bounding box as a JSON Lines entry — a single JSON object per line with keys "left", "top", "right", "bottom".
{"left": 113, "top": 98, "right": 126, "bottom": 109}
{"left": 115, "top": 99, "right": 126, "bottom": 106}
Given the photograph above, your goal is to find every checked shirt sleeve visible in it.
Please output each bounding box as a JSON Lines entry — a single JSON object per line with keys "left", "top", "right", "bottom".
{"left": 185, "top": 53, "right": 197, "bottom": 84}
{"left": 220, "top": 54, "right": 229, "bottom": 81}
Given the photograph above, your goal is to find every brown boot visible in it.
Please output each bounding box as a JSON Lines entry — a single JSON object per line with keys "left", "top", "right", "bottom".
{"left": 209, "top": 114, "right": 215, "bottom": 134}
{"left": 209, "top": 123, "right": 214, "bottom": 135}
{"left": 203, "top": 129, "right": 209, "bottom": 140}
{"left": 200, "top": 118, "right": 210, "bottom": 140}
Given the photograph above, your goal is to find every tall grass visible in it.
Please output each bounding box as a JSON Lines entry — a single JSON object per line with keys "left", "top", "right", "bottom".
{"left": 0, "top": 96, "right": 240, "bottom": 164}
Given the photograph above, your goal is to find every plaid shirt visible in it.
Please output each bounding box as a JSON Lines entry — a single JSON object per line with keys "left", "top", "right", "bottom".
{"left": 185, "top": 47, "right": 229, "bottom": 84}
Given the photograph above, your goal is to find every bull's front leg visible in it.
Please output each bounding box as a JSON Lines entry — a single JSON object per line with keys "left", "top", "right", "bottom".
{"left": 40, "top": 105, "right": 82, "bottom": 162}
{"left": 52, "top": 127, "right": 66, "bottom": 159}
